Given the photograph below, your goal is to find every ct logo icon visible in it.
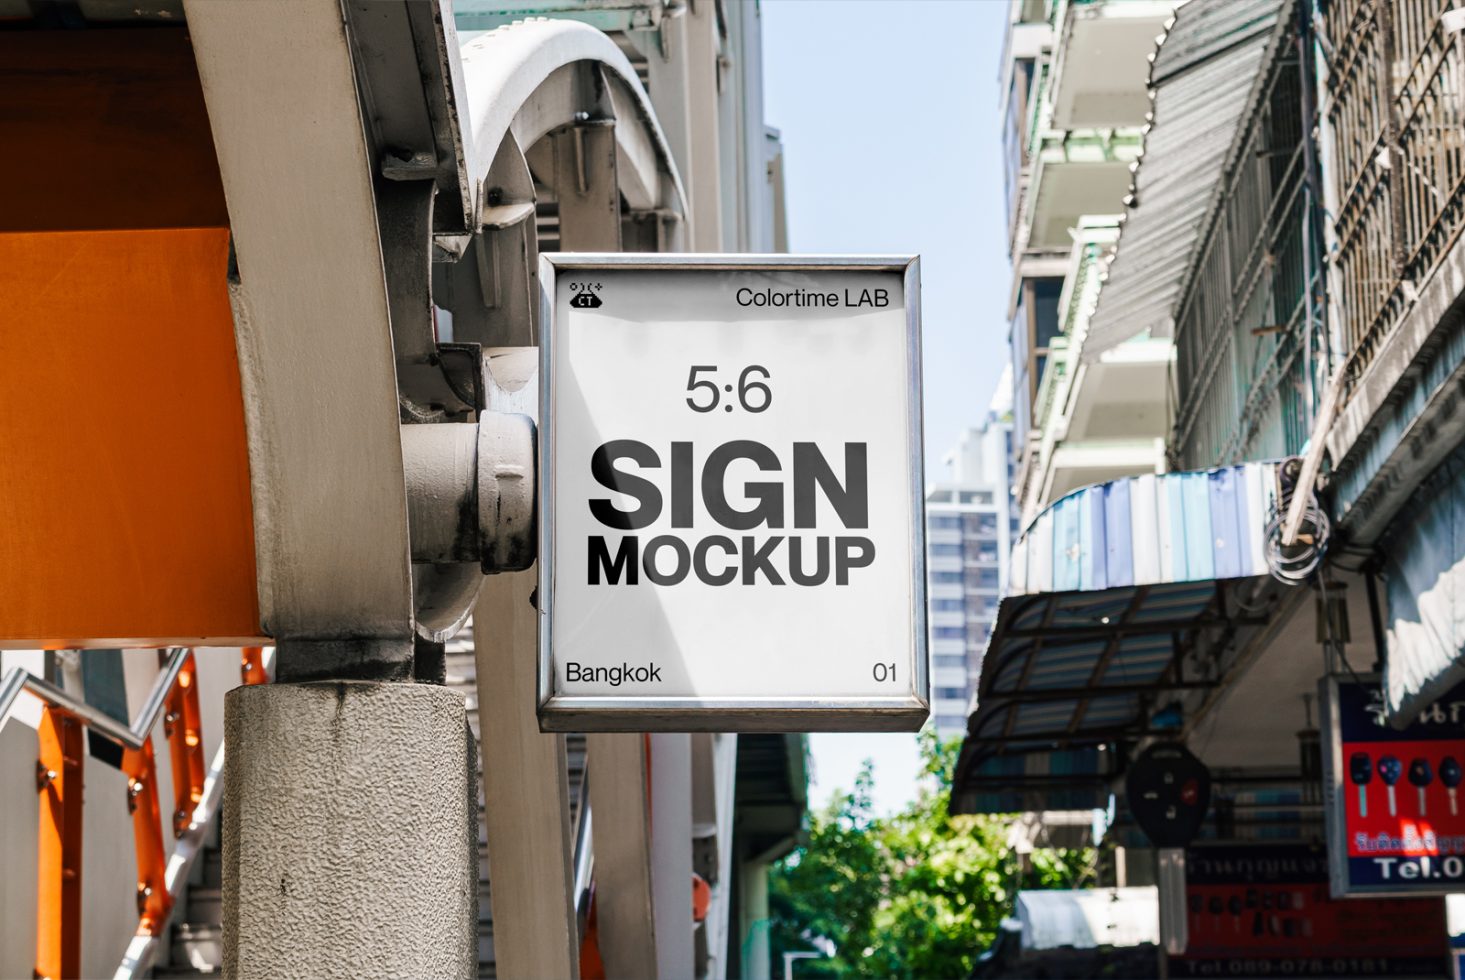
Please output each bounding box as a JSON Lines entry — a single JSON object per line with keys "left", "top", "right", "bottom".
{"left": 537, "top": 254, "right": 927, "bottom": 733}
{"left": 568, "top": 281, "right": 604, "bottom": 308}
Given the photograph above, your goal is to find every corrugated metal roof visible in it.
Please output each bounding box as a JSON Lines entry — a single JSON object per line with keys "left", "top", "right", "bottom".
{"left": 1010, "top": 461, "right": 1280, "bottom": 595}
{"left": 951, "top": 462, "right": 1283, "bottom": 815}
{"left": 1082, "top": 0, "right": 1285, "bottom": 361}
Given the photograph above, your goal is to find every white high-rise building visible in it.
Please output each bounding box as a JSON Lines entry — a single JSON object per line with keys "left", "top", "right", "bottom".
{"left": 926, "top": 379, "right": 1015, "bottom": 736}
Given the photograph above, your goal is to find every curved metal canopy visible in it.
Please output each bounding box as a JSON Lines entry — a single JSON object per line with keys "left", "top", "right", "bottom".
{"left": 953, "top": 461, "right": 1284, "bottom": 814}
{"left": 458, "top": 18, "right": 687, "bottom": 227}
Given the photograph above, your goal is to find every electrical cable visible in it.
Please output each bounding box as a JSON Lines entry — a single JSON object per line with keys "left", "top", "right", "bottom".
{"left": 1264, "top": 493, "right": 1330, "bottom": 584}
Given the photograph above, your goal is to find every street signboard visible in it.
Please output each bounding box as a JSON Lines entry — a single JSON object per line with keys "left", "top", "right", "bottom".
{"left": 1173, "top": 843, "right": 1447, "bottom": 977}
{"left": 537, "top": 254, "right": 926, "bottom": 732}
{"left": 1321, "top": 674, "right": 1465, "bottom": 896}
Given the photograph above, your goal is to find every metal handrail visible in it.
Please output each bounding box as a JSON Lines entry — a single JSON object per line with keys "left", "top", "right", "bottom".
{"left": 571, "top": 767, "right": 594, "bottom": 928}
{"left": 0, "top": 645, "right": 190, "bottom": 748}
{"left": 1, "top": 646, "right": 264, "bottom": 978}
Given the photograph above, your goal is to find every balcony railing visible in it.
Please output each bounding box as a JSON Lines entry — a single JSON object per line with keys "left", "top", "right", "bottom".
{"left": 1325, "top": 0, "right": 1465, "bottom": 398}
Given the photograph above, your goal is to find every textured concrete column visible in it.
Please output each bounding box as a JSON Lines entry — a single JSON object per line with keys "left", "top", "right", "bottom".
{"left": 222, "top": 682, "right": 477, "bottom": 978}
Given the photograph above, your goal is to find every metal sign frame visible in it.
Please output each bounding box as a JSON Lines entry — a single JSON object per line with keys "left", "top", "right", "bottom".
{"left": 1320, "top": 672, "right": 1465, "bottom": 897}
{"left": 536, "top": 253, "right": 928, "bottom": 732}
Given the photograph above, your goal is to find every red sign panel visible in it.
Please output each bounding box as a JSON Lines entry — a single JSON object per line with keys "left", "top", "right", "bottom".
{"left": 1322, "top": 676, "right": 1465, "bottom": 895}
{"left": 1173, "top": 844, "right": 1446, "bottom": 978}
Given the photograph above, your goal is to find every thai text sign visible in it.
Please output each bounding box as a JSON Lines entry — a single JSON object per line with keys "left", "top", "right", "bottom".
{"left": 1173, "top": 843, "right": 1446, "bottom": 977}
{"left": 1321, "top": 674, "right": 1465, "bottom": 896}
{"left": 537, "top": 255, "right": 927, "bottom": 732}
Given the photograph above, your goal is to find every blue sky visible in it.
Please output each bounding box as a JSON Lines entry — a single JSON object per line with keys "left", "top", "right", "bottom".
{"left": 762, "top": 0, "right": 1011, "bottom": 814}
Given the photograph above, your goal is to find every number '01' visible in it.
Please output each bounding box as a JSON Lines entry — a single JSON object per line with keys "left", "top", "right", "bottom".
{"left": 687, "top": 366, "right": 772, "bottom": 413}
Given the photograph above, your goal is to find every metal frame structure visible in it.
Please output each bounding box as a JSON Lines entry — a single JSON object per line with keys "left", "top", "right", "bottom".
{"left": 1316, "top": 671, "right": 1446, "bottom": 898}
{"left": 965, "top": 582, "right": 1234, "bottom": 755}
{"left": 954, "top": 454, "right": 1296, "bottom": 814}
{"left": 536, "top": 252, "right": 928, "bottom": 732}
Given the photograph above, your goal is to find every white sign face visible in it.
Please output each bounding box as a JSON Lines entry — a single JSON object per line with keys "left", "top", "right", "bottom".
{"left": 538, "top": 256, "right": 926, "bottom": 732}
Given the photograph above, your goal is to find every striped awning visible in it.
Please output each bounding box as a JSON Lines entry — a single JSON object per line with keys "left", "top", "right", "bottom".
{"left": 1010, "top": 462, "right": 1280, "bottom": 596}
{"left": 951, "top": 462, "right": 1282, "bottom": 815}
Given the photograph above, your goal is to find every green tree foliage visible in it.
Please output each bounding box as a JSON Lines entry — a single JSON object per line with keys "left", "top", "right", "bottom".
{"left": 769, "top": 732, "right": 1095, "bottom": 979}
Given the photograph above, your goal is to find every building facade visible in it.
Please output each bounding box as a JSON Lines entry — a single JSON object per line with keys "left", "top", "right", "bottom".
{"left": 927, "top": 405, "right": 1015, "bottom": 737}
{"left": 1003, "top": 0, "right": 1181, "bottom": 529}
{"left": 959, "top": 0, "right": 1465, "bottom": 971}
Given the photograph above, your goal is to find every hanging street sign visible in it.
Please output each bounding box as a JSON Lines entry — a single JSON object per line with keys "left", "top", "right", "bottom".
{"left": 1320, "top": 674, "right": 1465, "bottom": 896}
{"left": 537, "top": 254, "right": 927, "bottom": 732}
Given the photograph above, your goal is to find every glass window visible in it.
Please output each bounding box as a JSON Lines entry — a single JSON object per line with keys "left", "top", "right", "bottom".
{"left": 934, "top": 654, "right": 966, "bottom": 670}
{"left": 931, "top": 571, "right": 964, "bottom": 584}
{"left": 932, "top": 599, "right": 964, "bottom": 612}
{"left": 1033, "top": 278, "right": 1064, "bottom": 351}
{"left": 966, "top": 539, "right": 1000, "bottom": 561}
{"left": 929, "top": 514, "right": 962, "bottom": 530}
{"left": 964, "top": 513, "right": 999, "bottom": 536}
{"left": 932, "top": 626, "right": 965, "bottom": 640}
{"left": 935, "top": 686, "right": 967, "bottom": 700}
{"left": 930, "top": 543, "right": 963, "bottom": 557}
{"left": 967, "top": 598, "right": 997, "bottom": 619}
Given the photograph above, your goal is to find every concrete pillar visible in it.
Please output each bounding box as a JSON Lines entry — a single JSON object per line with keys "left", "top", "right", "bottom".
{"left": 475, "top": 567, "right": 579, "bottom": 978}
{"left": 739, "top": 860, "right": 771, "bottom": 980}
{"left": 222, "top": 682, "right": 477, "bottom": 978}
{"left": 650, "top": 733, "right": 694, "bottom": 978}
{"left": 590, "top": 733, "right": 659, "bottom": 977}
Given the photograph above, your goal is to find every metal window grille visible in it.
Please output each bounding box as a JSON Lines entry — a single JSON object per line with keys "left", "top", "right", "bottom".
{"left": 1172, "top": 19, "right": 1325, "bottom": 469}
{"left": 1324, "top": 0, "right": 1465, "bottom": 397}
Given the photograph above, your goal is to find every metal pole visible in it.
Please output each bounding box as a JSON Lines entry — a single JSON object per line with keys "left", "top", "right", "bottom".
{"left": 783, "top": 951, "right": 821, "bottom": 979}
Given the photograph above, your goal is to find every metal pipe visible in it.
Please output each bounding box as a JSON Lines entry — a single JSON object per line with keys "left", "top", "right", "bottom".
{"left": 23, "top": 671, "right": 139, "bottom": 746}
{"left": 131, "top": 647, "right": 190, "bottom": 742}
{"left": 571, "top": 767, "right": 594, "bottom": 925}
{"left": 0, "top": 669, "right": 26, "bottom": 735}
{"left": 0, "top": 646, "right": 192, "bottom": 750}
{"left": 572, "top": 804, "right": 594, "bottom": 914}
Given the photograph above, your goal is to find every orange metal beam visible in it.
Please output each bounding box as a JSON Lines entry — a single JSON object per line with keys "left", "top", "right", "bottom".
{"left": 123, "top": 739, "right": 173, "bottom": 937}
{"left": 35, "top": 706, "right": 83, "bottom": 980}
{"left": 0, "top": 30, "right": 263, "bottom": 648}
{"left": 241, "top": 646, "right": 269, "bottom": 686}
{"left": 164, "top": 650, "right": 207, "bottom": 837}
